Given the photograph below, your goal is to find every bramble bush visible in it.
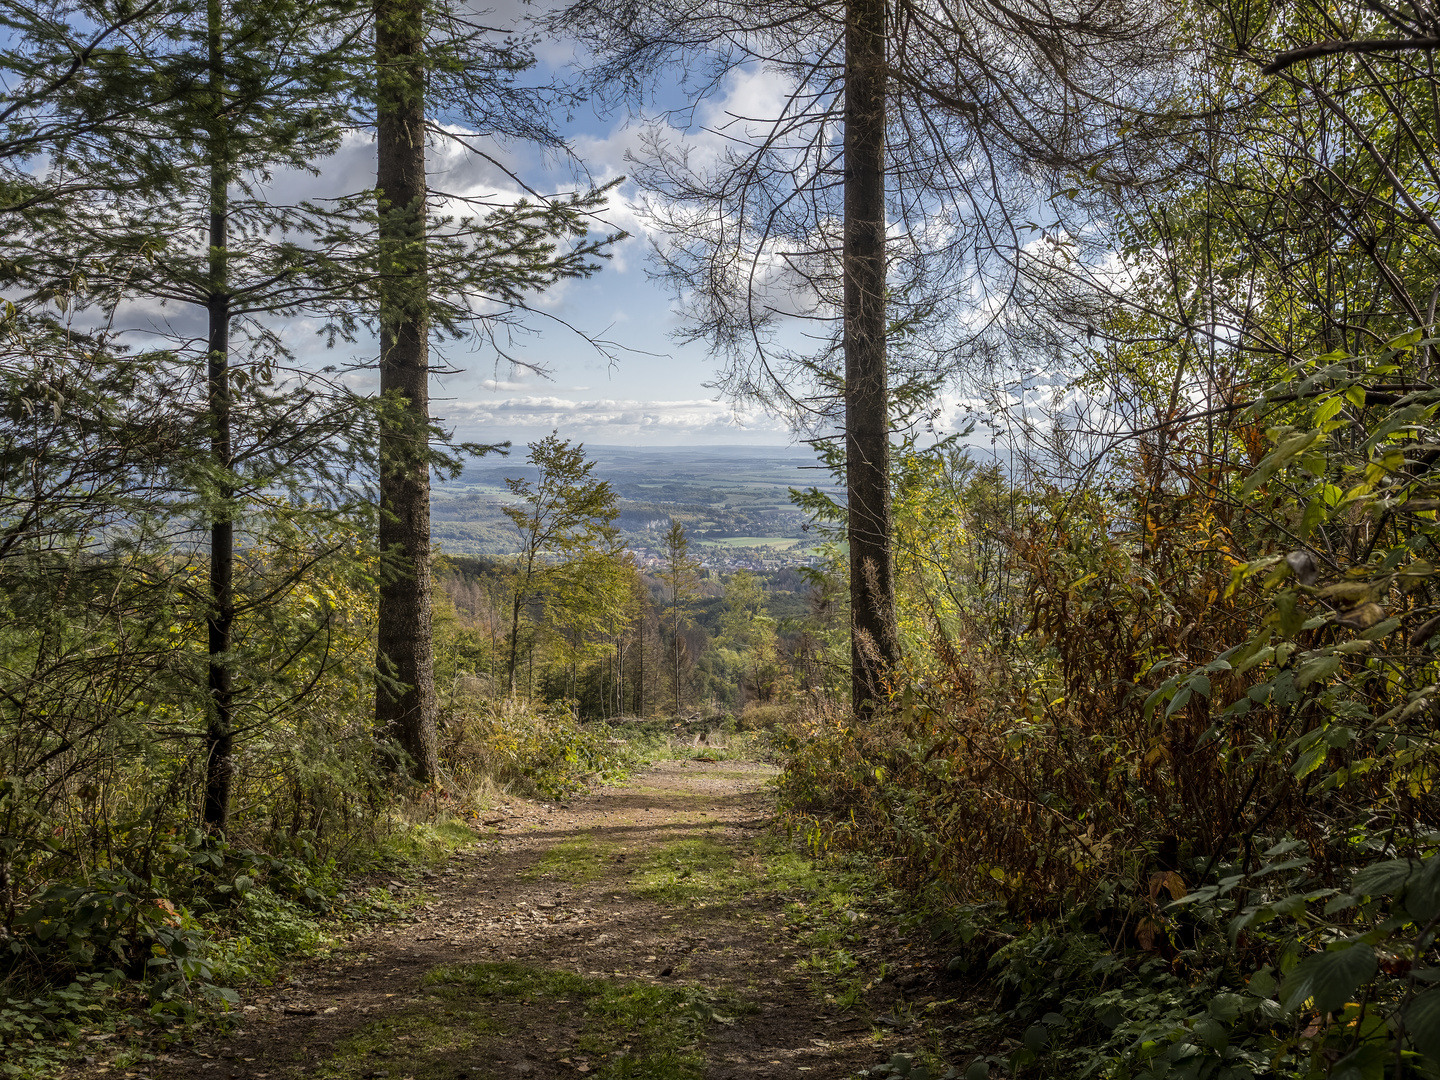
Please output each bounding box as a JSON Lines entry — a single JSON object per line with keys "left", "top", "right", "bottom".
{"left": 777, "top": 336, "right": 1440, "bottom": 1079}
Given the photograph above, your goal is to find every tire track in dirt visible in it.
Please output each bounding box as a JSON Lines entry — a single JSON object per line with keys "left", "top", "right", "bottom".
{"left": 146, "top": 760, "right": 906, "bottom": 1080}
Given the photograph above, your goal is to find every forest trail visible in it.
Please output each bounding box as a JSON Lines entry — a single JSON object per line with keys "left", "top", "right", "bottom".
{"left": 148, "top": 760, "right": 913, "bottom": 1080}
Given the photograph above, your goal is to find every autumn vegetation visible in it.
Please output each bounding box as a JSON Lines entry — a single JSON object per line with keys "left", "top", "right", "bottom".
{"left": 5, "top": 0, "right": 1440, "bottom": 1076}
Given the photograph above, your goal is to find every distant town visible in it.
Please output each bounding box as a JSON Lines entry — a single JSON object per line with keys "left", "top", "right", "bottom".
{"left": 431, "top": 444, "right": 838, "bottom": 569}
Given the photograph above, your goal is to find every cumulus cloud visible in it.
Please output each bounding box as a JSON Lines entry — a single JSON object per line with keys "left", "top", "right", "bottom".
{"left": 442, "top": 393, "right": 790, "bottom": 443}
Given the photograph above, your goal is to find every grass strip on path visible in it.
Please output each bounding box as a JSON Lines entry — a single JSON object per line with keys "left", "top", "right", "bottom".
{"left": 314, "top": 961, "right": 747, "bottom": 1080}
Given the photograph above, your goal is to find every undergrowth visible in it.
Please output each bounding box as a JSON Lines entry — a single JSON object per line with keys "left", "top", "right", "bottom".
{"left": 0, "top": 699, "right": 648, "bottom": 1078}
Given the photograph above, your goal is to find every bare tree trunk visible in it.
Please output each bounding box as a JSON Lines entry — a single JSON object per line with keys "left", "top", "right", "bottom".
{"left": 844, "top": 0, "right": 899, "bottom": 718}
{"left": 374, "top": 0, "right": 438, "bottom": 781}
{"left": 672, "top": 605, "right": 681, "bottom": 718}
{"left": 507, "top": 590, "right": 524, "bottom": 695}
{"left": 203, "top": 0, "right": 234, "bottom": 832}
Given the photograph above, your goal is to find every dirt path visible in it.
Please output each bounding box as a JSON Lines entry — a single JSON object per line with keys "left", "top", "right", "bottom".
{"left": 149, "top": 759, "right": 928, "bottom": 1080}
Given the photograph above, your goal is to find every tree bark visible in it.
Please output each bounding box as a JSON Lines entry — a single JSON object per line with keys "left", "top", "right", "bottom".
{"left": 507, "top": 592, "right": 523, "bottom": 695}
{"left": 375, "top": 0, "right": 438, "bottom": 782}
{"left": 844, "top": 0, "right": 899, "bottom": 718}
{"left": 203, "top": 0, "right": 234, "bottom": 832}
{"left": 672, "top": 603, "right": 681, "bottom": 718}
{"left": 507, "top": 549, "right": 534, "bottom": 696}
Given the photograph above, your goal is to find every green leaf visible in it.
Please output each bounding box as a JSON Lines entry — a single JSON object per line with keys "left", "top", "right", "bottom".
{"left": 1352, "top": 859, "right": 1420, "bottom": 897}
{"left": 964, "top": 1063, "right": 989, "bottom": 1080}
{"left": 1402, "top": 857, "right": 1440, "bottom": 923}
{"left": 1275, "top": 590, "right": 1305, "bottom": 637}
{"left": 1245, "top": 968, "right": 1276, "bottom": 998}
{"left": 1193, "top": 1016, "right": 1228, "bottom": 1050}
{"left": 1295, "top": 654, "right": 1341, "bottom": 689}
{"left": 1243, "top": 430, "right": 1326, "bottom": 496}
{"left": 1022, "top": 1024, "right": 1048, "bottom": 1053}
{"left": 1406, "top": 988, "right": 1440, "bottom": 1062}
{"left": 1165, "top": 686, "right": 1192, "bottom": 717}
{"left": 1329, "top": 1044, "right": 1388, "bottom": 1080}
{"left": 1280, "top": 943, "right": 1376, "bottom": 1014}
{"left": 1208, "top": 993, "right": 1244, "bottom": 1021}
{"left": 1292, "top": 742, "right": 1328, "bottom": 779}
{"left": 1142, "top": 683, "right": 1174, "bottom": 719}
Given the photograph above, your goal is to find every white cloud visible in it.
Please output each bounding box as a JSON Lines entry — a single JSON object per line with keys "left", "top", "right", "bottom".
{"left": 442, "top": 393, "right": 790, "bottom": 443}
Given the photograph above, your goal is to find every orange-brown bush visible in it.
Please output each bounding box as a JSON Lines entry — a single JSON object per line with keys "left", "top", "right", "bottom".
{"left": 778, "top": 412, "right": 1440, "bottom": 916}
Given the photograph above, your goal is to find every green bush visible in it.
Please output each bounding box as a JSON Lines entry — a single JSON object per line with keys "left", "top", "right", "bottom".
{"left": 739, "top": 701, "right": 795, "bottom": 730}
{"left": 442, "top": 698, "right": 637, "bottom": 800}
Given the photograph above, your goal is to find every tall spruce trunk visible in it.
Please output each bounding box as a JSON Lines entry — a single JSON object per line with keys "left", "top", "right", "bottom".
{"left": 375, "top": 0, "right": 438, "bottom": 781}
{"left": 844, "top": 0, "right": 899, "bottom": 717}
{"left": 203, "top": 0, "right": 235, "bottom": 832}
{"left": 672, "top": 603, "right": 681, "bottom": 718}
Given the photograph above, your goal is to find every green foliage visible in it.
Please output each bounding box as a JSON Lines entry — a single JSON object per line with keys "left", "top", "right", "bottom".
{"left": 636, "top": 837, "right": 745, "bottom": 905}
{"left": 776, "top": 328, "right": 1440, "bottom": 1078}
{"left": 523, "top": 837, "right": 622, "bottom": 883}
{"left": 500, "top": 433, "right": 629, "bottom": 698}
{"left": 442, "top": 696, "right": 640, "bottom": 800}
{"left": 0, "top": 975, "right": 112, "bottom": 1079}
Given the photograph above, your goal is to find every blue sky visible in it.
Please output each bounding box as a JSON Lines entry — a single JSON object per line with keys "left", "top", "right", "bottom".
{"left": 408, "top": 22, "right": 799, "bottom": 449}
{"left": 254, "top": 9, "right": 995, "bottom": 452}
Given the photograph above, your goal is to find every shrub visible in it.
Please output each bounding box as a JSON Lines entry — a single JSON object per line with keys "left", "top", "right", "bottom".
{"left": 739, "top": 701, "right": 796, "bottom": 730}
{"left": 441, "top": 697, "right": 635, "bottom": 800}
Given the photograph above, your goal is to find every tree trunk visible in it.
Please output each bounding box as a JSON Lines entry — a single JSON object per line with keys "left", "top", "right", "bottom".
{"left": 203, "top": 0, "right": 234, "bottom": 832}
{"left": 375, "top": 0, "right": 438, "bottom": 781}
{"left": 507, "top": 589, "right": 524, "bottom": 695}
{"left": 844, "top": 0, "right": 899, "bottom": 718}
{"left": 672, "top": 606, "right": 681, "bottom": 718}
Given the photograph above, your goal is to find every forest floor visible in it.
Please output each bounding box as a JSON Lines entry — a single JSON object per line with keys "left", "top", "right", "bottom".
{"left": 88, "top": 759, "right": 963, "bottom": 1080}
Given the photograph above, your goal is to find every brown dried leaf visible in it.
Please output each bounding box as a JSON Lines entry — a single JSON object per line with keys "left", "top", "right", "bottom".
{"left": 1136, "top": 918, "right": 1159, "bottom": 951}
{"left": 1148, "top": 871, "right": 1187, "bottom": 901}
